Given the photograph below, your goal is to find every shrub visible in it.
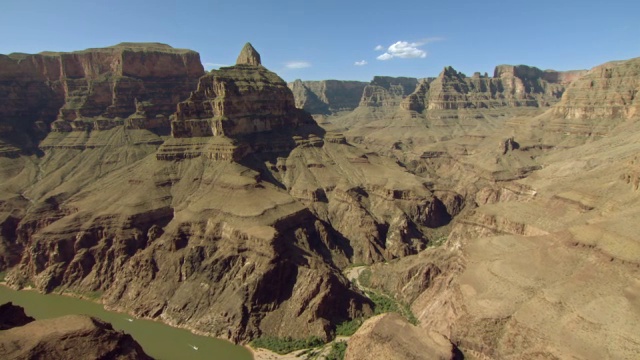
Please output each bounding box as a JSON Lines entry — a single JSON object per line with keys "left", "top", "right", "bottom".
{"left": 335, "top": 318, "right": 364, "bottom": 336}
{"left": 325, "top": 341, "right": 347, "bottom": 360}
{"left": 250, "top": 336, "right": 324, "bottom": 354}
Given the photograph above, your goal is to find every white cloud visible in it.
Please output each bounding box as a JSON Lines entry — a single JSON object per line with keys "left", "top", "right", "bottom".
{"left": 285, "top": 61, "right": 311, "bottom": 69}
{"left": 354, "top": 60, "right": 368, "bottom": 66}
{"left": 376, "top": 53, "right": 393, "bottom": 61}
{"left": 375, "top": 38, "right": 443, "bottom": 61}
{"left": 374, "top": 45, "right": 384, "bottom": 51}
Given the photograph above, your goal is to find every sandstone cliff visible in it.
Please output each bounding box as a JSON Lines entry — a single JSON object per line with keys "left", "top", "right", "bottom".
{"left": 401, "top": 64, "right": 570, "bottom": 112}
{"left": 288, "top": 80, "right": 367, "bottom": 114}
{"left": 0, "top": 43, "right": 204, "bottom": 150}
{"left": 163, "top": 43, "right": 318, "bottom": 161}
{"left": 359, "top": 76, "right": 419, "bottom": 108}
{"left": 551, "top": 57, "right": 640, "bottom": 120}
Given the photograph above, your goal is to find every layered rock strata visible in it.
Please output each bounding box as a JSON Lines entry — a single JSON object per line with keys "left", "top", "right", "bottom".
{"left": 401, "top": 65, "right": 573, "bottom": 112}
{"left": 162, "top": 43, "right": 318, "bottom": 161}
{"left": 359, "top": 76, "right": 419, "bottom": 108}
{"left": 551, "top": 57, "right": 640, "bottom": 120}
{"left": 0, "top": 43, "right": 203, "bottom": 143}
{"left": 288, "top": 80, "right": 368, "bottom": 114}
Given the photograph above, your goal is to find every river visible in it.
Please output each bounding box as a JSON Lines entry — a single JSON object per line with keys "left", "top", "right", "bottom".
{"left": 0, "top": 285, "right": 253, "bottom": 360}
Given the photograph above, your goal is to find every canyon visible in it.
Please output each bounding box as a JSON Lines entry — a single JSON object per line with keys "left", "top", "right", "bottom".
{"left": 0, "top": 41, "right": 639, "bottom": 360}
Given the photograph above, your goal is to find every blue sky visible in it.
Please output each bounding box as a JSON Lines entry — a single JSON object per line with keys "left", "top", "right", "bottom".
{"left": 1, "top": 0, "right": 639, "bottom": 82}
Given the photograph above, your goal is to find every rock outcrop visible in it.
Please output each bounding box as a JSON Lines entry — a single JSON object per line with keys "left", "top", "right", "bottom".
{"left": 163, "top": 42, "right": 318, "bottom": 161}
{"left": 345, "top": 313, "right": 461, "bottom": 360}
{"left": 401, "top": 65, "right": 572, "bottom": 112}
{"left": 0, "top": 302, "right": 35, "bottom": 330}
{"left": 359, "top": 76, "right": 419, "bottom": 108}
{"left": 551, "top": 57, "right": 640, "bottom": 120}
{"left": 288, "top": 80, "right": 367, "bottom": 114}
{"left": 0, "top": 314, "right": 152, "bottom": 359}
{"left": 0, "top": 43, "right": 204, "bottom": 148}
{"left": 343, "top": 57, "right": 640, "bottom": 359}
{"left": 236, "top": 42, "right": 262, "bottom": 66}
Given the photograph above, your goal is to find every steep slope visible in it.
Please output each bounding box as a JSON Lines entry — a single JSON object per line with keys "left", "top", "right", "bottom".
{"left": 288, "top": 80, "right": 368, "bottom": 114}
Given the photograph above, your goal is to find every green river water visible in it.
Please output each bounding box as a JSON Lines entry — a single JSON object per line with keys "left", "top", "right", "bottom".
{"left": 0, "top": 285, "right": 253, "bottom": 360}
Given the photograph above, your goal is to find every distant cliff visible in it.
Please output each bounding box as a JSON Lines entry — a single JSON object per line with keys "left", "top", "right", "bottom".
{"left": 0, "top": 43, "right": 204, "bottom": 139}
{"left": 288, "top": 79, "right": 367, "bottom": 114}
{"left": 401, "top": 65, "right": 586, "bottom": 112}
{"left": 551, "top": 57, "right": 640, "bottom": 120}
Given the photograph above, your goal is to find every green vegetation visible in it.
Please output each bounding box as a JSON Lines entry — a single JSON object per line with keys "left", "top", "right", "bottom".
{"left": 0, "top": 271, "right": 6, "bottom": 282}
{"left": 367, "top": 290, "right": 418, "bottom": 325}
{"left": 250, "top": 336, "right": 324, "bottom": 355}
{"left": 428, "top": 234, "right": 448, "bottom": 248}
{"left": 357, "top": 268, "right": 372, "bottom": 287}
{"left": 325, "top": 341, "right": 347, "bottom": 360}
{"left": 335, "top": 318, "right": 364, "bottom": 336}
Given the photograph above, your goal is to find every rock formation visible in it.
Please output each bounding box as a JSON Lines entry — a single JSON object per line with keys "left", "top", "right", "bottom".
{"left": 401, "top": 64, "right": 571, "bottom": 112}
{"left": 288, "top": 80, "right": 367, "bottom": 114}
{"left": 0, "top": 43, "right": 203, "bottom": 152}
{"left": 551, "top": 57, "right": 640, "bottom": 120}
{"left": 359, "top": 76, "right": 419, "bottom": 108}
{"left": 0, "top": 302, "right": 35, "bottom": 330}
{"left": 236, "top": 42, "right": 262, "bottom": 66}
{"left": 162, "top": 42, "right": 318, "bottom": 161}
{"left": 331, "top": 56, "right": 640, "bottom": 359}
{"left": 0, "top": 314, "right": 152, "bottom": 359}
{"left": 345, "top": 313, "right": 461, "bottom": 360}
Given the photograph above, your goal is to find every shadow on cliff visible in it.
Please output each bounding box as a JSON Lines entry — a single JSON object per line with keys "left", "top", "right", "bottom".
{"left": 237, "top": 122, "right": 326, "bottom": 189}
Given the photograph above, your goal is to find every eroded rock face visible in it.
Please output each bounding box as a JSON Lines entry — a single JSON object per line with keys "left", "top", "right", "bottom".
{"left": 360, "top": 76, "right": 419, "bottom": 108}
{"left": 172, "top": 45, "right": 312, "bottom": 138}
{"left": 164, "top": 43, "right": 318, "bottom": 161}
{"left": 288, "top": 80, "right": 368, "bottom": 114}
{"left": 236, "top": 42, "right": 262, "bottom": 66}
{"left": 551, "top": 57, "right": 640, "bottom": 120}
{"left": 0, "top": 314, "right": 152, "bottom": 359}
{"left": 401, "top": 65, "right": 571, "bottom": 112}
{"left": 0, "top": 43, "right": 204, "bottom": 144}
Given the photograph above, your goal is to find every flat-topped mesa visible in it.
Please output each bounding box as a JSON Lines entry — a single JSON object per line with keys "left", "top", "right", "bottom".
{"left": 171, "top": 43, "right": 314, "bottom": 139}
{"left": 236, "top": 42, "right": 262, "bottom": 66}
{"left": 0, "top": 43, "right": 204, "bottom": 137}
{"left": 400, "top": 64, "right": 583, "bottom": 112}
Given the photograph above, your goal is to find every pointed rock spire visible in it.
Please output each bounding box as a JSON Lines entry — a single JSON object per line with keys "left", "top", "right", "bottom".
{"left": 236, "top": 42, "right": 261, "bottom": 66}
